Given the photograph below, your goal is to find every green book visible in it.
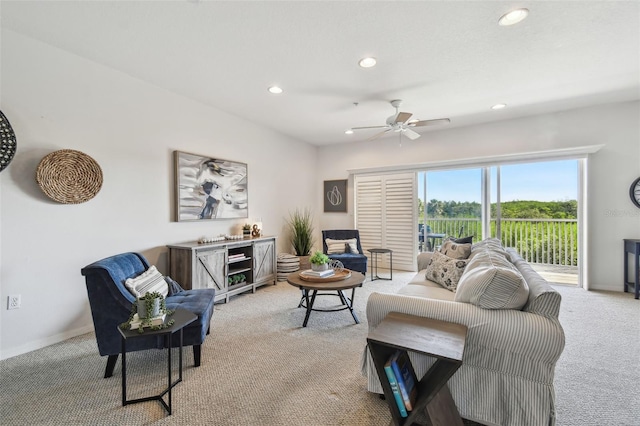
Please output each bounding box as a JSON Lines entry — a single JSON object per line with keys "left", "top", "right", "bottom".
{"left": 384, "top": 353, "right": 408, "bottom": 417}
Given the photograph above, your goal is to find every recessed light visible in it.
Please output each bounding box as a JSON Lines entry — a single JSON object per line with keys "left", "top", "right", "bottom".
{"left": 358, "top": 57, "right": 377, "bottom": 68}
{"left": 267, "top": 86, "right": 283, "bottom": 94}
{"left": 498, "top": 8, "right": 529, "bottom": 26}
{"left": 345, "top": 129, "right": 354, "bottom": 135}
{"left": 491, "top": 103, "right": 507, "bottom": 110}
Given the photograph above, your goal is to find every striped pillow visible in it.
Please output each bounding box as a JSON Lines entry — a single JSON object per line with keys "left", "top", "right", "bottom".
{"left": 455, "top": 251, "right": 529, "bottom": 310}
{"left": 325, "top": 238, "right": 358, "bottom": 254}
{"left": 124, "top": 265, "right": 169, "bottom": 298}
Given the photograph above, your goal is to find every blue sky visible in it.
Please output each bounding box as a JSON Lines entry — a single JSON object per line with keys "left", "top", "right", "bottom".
{"left": 418, "top": 160, "right": 578, "bottom": 202}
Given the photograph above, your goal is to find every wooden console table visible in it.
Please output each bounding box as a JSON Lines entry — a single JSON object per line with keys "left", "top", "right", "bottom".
{"left": 367, "top": 312, "right": 467, "bottom": 426}
{"left": 624, "top": 239, "right": 640, "bottom": 299}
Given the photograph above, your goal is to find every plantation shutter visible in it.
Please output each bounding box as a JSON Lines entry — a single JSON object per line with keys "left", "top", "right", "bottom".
{"left": 355, "top": 173, "right": 417, "bottom": 271}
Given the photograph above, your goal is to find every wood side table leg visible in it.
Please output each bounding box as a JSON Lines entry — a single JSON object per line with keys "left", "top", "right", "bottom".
{"left": 425, "top": 383, "right": 463, "bottom": 426}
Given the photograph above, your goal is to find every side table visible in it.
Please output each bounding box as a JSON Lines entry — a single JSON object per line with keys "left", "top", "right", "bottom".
{"left": 623, "top": 239, "right": 640, "bottom": 299}
{"left": 118, "top": 308, "right": 197, "bottom": 415}
{"left": 367, "top": 312, "right": 467, "bottom": 426}
{"left": 368, "top": 248, "right": 393, "bottom": 281}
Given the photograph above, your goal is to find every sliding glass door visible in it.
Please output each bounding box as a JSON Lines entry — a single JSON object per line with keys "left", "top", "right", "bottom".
{"left": 417, "top": 169, "right": 482, "bottom": 252}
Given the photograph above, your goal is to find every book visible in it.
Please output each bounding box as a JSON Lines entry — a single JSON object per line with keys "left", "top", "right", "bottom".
{"left": 129, "top": 313, "right": 166, "bottom": 330}
{"left": 300, "top": 269, "right": 335, "bottom": 278}
{"left": 390, "top": 350, "right": 418, "bottom": 411}
{"left": 384, "top": 354, "right": 408, "bottom": 417}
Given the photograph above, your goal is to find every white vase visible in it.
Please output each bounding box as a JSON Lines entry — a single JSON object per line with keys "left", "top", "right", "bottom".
{"left": 311, "top": 263, "right": 329, "bottom": 272}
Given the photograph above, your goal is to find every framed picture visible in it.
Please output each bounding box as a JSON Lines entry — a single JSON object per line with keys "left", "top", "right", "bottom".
{"left": 174, "top": 151, "right": 248, "bottom": 221}
{"left": 324, "top": 179, "right": 347, "bottom": 213}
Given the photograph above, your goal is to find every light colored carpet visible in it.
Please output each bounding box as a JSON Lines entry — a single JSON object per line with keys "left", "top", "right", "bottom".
{"left": 1, "top": 271, "right": 638, "bottom": 425}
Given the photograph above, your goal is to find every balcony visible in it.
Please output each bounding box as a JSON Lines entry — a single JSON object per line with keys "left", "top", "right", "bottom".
{"left": 420, "top": 218, "right": 579, "bottom": 285}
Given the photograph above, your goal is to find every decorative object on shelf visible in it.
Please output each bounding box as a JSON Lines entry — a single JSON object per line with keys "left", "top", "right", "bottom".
{"left": 120, "top": 292, "right": 175, "bottom": 334}
{"left": 286, "top": 208, "right": 314, "bottom": 266}
{"left": 0, "top": 110, "right": 17, "bottom": 173}
{"left": 174, "top": 150, "right": 248, "bottom": 221}
{"left": 243, "top": 223, "right": 252, "bottom": 236}
{"left": 228, "top": 273, "right": 246, "bottom": 287}
{"left": 630, "top": 177, "right": 640, "bottom": 209}
{"left": 251, "top": 223, "right": 262, "bottom": 238}
{"left": 277, "top": 253, "right": 300, "bottom": 281}
{"left": 198, "top": 236, "right": 226, "bottom": 244}
{"left": 324, "top": 179, "right": 347, "bottom": 213}
{"left": 310, "top": 251, "right": 330, "bottom": 272}
{"left": 35, "top": 149, "right": 103, "bottom": 204}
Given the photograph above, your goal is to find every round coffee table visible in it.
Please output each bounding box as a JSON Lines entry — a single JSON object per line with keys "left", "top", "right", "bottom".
{"left": 286, "top": 271, "right": 366, "bottom": 327}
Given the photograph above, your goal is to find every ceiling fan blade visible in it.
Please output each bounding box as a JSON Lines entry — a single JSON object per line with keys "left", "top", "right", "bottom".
{"left": 366, "top": 129, "right": 391, "bottom": 141}
{"left": 351, "top": 125, "right": 390, "bottom": 130}
{"left": 402, "top": 128, "right": 421, "bottom": 140}
{"left": 393, "top": 112, "right": 413, "bottom": 124}
{"left": 409, "top": 118, "right": 451, "bottom": 127}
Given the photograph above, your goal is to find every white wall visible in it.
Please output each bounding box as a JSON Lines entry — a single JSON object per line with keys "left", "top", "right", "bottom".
{"left": 0, "top": 31, "right": 318, "bottom": 359}
{"left": 317, "top": 101, "right": 640, "bottom": 292}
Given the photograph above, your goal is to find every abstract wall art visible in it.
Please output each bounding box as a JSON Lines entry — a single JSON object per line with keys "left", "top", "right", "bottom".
{"left": 323, "top": 179, "right": 347, "bottom": 213}
{"left": 175, "top": 151, "right": 248, "bottom": 221}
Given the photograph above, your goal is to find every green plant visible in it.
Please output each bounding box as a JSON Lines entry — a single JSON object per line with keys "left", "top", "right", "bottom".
{"left": 242, "top": 223, "right": 251, "bottom": 231}
{"left": 119, "top": 291, "right": 175, "bottom": 334}
{"left": 309, "top": 251, "right": 329, "bottom": 265}
{"left": 287, "top": 208, "right": 314, "bottom": 256}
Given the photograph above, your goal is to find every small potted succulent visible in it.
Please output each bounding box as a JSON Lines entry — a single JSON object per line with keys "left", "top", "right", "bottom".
{"left": 242, "top": 223, "right": 252, "bottom": 237}
{"left": 309, "top": 251, "right": 330, "bottom": 272}
{"left": 120, "top": 291, "right": 175, "bottom": 334}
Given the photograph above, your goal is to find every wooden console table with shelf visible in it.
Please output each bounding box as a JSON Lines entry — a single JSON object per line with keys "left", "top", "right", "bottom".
{"left": 168, "top": 236, "right": 277, "bottom": 303}
{"left": 367, "top": 312, "right": 467, "bottom": 426}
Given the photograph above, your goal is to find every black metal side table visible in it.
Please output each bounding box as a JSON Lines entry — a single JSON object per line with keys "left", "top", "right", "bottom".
{"left": 118, "top": 308, "right": 197, "bottom": 415}
{"left": 623, "top": 239, "right": 640, "bottom": 299}
{"left": 367, "top": 248, "right": 393, "bottom": 281}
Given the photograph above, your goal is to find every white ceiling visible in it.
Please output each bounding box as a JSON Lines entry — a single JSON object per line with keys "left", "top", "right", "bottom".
{"left": 2, "top": 1, "right": 639, "bottom": 146}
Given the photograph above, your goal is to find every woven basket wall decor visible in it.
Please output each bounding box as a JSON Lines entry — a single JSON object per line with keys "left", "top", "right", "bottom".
{"left": 36, "top": 149, "right": 103, "bottom": 204}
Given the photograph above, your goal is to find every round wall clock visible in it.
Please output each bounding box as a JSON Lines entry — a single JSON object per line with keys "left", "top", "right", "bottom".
{"left": 630, "top": 177, "right": 640, "bottom": 209}
{"left": 0, "top": 110, "right": 17, "bottom": 172}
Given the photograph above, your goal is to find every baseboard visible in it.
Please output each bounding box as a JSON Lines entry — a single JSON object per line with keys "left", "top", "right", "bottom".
{"left": 0, "top": 324, "right": 94, "bottom": 360}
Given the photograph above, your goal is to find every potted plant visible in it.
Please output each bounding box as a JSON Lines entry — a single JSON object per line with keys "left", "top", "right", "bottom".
{"left": 309, "top": 251, "right": 330, "bottom": 272}
{"left": 242, "top": 223, "right": 252, "bottom": 236}
{"left": 120, "top": 291, "right": 175, "bottom": 333}
{"left": 286, "top": 208, "right": 314, "bottom": 269}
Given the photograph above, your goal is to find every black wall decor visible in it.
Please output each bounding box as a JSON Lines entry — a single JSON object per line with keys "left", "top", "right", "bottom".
{"left": 324, "top": 179, "right": 347, "bottom": 212}
{"left": 0, "top": 111, "right": 17, "bottom": 172}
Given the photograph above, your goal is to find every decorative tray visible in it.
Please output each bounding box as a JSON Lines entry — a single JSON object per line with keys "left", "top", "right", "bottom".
{"left": 298, "top": 269, "right": 352, "bottom": 282}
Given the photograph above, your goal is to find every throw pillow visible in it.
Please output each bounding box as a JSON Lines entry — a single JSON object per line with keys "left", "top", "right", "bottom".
{"left": 124, "top": 265, "right": 169, "bottom": 298}
{"left": 455, "top": 251, "right": 529, "bottom": 310}
{"left": 424, "top": 251, "right": 468, "bottom": 292}
{"left": 451, "top": 235, "right": 473, "bottom": 244}
{"left": 325, "top": 238, "right": 358, "bottom": 254}
{"left": 439, "top": 240, "right": 471, "bottom": 259}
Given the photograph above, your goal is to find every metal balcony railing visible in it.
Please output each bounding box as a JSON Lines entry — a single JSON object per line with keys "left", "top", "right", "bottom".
{"left": 421, "top": 218, "right": 578, "bottom": 266}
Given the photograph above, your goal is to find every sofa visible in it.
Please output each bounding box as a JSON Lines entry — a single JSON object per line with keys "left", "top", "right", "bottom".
{"left": 362, "top": 238, "right": 565, "bottom": 426}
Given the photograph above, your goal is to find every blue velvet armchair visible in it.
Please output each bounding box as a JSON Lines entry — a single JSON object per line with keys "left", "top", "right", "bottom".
{"left": 321, "top": 229, "right": 367, "bottom": 275}
{"left": 81, "top": 252, "right": 215, "bottom": 378}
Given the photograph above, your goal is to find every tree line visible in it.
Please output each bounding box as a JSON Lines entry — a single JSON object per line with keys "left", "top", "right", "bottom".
{"left": 418, "top": 199, "right": 577, "bottom": 219}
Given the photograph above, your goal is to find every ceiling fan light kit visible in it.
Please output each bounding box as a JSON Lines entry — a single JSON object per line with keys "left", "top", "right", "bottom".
{"left": 350, "top": 99, "right": 450, "bottom": 141}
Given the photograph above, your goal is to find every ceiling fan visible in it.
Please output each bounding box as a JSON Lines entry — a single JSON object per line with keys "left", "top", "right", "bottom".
{"left": 350, "top": 99, "right": 450, "bottom": 141}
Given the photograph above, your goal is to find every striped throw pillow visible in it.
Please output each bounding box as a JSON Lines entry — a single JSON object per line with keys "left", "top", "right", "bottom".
{"left": 325, "top": 238, "right": 358, "bottom": 254}
{"left": 124, "top": 265, "right": 169, "bottom": 298}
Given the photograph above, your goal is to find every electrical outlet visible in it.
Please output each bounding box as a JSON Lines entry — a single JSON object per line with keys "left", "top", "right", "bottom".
{"left": 8, "top": 294, "right": 21, "bottom": 310}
